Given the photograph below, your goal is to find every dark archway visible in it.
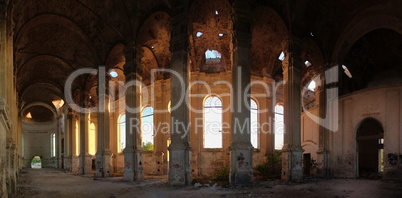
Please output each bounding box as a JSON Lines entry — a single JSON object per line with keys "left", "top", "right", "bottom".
{"left": 356, "top": 118, "right": 384, "bottom": 178}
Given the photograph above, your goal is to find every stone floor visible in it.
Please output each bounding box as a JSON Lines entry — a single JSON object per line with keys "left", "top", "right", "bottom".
{"left": 12, "top": 168, "right": 402, "bottom": 198}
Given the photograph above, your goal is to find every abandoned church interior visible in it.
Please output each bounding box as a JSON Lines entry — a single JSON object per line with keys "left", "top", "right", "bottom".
{"left": 1, "top": 0, "right": 402, "bottom": 197}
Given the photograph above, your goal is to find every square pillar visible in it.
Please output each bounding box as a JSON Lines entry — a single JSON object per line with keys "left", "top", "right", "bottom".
{"left": 230, "top": 0, "right": 253, "bottom": 186}
{"left": 78, "top": 110, "right": 92, "bottom": 175}
{"left": 96, "top": 68, "right": 113, "bottom": 177}
{"left": 123, "top": 47, "right": 144, "bottom": 182}
{"left": 168, "top": 9, "right": 192, "bottom": 186}
{"left": 316, "top": 80, "right": 330, "bottom": 177}
{"left": 281, "top": 37, "right": 304, "bottom": 181}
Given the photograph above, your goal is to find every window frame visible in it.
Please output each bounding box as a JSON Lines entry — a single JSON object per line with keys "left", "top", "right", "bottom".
{"left": 117, "top": 114, "right": 126, "bottom": 153}
{"left": 203, "top": 95, "right": 223, "bottom": 150}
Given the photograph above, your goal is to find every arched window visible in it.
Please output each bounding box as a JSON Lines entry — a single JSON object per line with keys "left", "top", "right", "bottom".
{"left": 51, "top": 133, "right": 56, "bottom": 157}
{"left": 75, "top": 120, "right": 79, "bottom": 156}
{"left": 250, "top": 99, "right": 258, "bottom": 149}
{"left": 88, "top": 123, "right": 96, "bottom": 155}
{"left": 118, "top": 114, "right": 126, "bottom": 152}
{"left": 204, "top": 96, "right": 223, "bottom": 148}
{"left": 141, "top": 107, "right": 154, "bottom": 151}
{"left": 274, "top": 104, "right": 284, "bottom": 150}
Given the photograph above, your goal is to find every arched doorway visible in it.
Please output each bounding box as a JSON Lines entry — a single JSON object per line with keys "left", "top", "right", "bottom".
{"left": 356, "top": 118, "right": 384, "bottom": 178}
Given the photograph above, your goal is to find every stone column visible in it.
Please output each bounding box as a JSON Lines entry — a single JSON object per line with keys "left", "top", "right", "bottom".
{"left": 316, "top": 76, "right": 329, "bottom": 177}
{"left": 168, "top": 5, "right": 192, "bottom": 185}
{"left": 230, "top": 0, "right": 253, "bottom": 186}
{"left": 71, "top": 112, "right": 80, "bottom": 174}
{"left": 123, "top": 46, "right": 144, "bottom": 182}
{"left": 281, "top": 37, "right": 304, "bottom": 181}
{"left": 96, "top": 84, "right": 112, "bottom": 177}
{"left": 78, "top": 97, "right": 92, "bottom": 175}
{"left": 56, "top": 115, "right": 61, "bottom": 168}
{"left": 65, "top": 110, "right": 72, "bottom": 171}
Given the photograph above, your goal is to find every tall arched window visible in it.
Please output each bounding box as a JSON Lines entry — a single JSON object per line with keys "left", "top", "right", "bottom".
{"left": 204, "top": 96, "right": 223, "bottom": 148}
{"left": 88, "top": 123, "right": 96, "bottom": 155}
{"left": 274, "top": 104, "right": 284, "bottom": 150}
{"left": 51, "top": 133, "right": 56, "bottom": 157}
{"left": 118, "top": 114, "right": 126, "bottom": 152}
{"left": 141, "top": 107, "right": 154, "bottom": 151}
{"left": 75, "top": 120, "right": 79, "bottom": 156}
{"left": 250, "top": 99, "right": 258, "bottom": 149}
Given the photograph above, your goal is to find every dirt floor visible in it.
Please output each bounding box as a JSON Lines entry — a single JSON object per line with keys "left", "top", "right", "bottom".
{"left": 11, "top": 168, "right": 402, "bottom": 198}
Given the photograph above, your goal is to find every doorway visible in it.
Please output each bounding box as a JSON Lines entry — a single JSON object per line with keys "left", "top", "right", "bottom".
{"left": 356, "top": 118, "right": 384, "bottom": 178}
{"left": 303, "top": 153, "right": 311, "bottom": 176}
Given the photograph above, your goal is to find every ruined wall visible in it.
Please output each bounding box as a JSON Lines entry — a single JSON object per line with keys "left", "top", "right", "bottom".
{"left": 330, "top": 85, "right": 402, "bottom": 179}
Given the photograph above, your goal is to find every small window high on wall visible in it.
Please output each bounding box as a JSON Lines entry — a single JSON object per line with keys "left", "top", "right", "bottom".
{"left": 250, "top": 99, "right": 258, "bottom": 149}
{"left": 205, "top": 50, "right": 222, "bottom": 65}
{"left": 118, "top": 114, "right": 126, "bottom": 152}
{"left": 141, "top": 107, "right": 154, "bottom": 151}
{"left": 204, "top": 96, "right": 223, "bottom": 148}
{"left": 274, "top": 104, "right": 284, "bottom": 150}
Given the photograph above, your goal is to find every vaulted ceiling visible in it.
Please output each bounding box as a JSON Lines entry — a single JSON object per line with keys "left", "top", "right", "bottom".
{"left": 11, "top": 0, "right": 402, "bottom": 122}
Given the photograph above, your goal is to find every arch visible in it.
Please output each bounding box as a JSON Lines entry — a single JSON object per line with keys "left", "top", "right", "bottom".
{"left": 136, "top": 11, "right": 171, "bottom": 84}
{"left": 17, "top": 55, "right": 75, "bottom": 77}
{"left": 105, "top": 44, "right": 126, "bottom": 70}
{"left": 250, "top": 6, "right": 288, "bottom": 77}
{"left": 136, "top": 7, "right": 172, "bottom": 39}
{"left": 14, "top": 14, "right": 100, "bottom": 64}
{"left": 19, "top": 81, "right": 64, "bottom": 102}
{"left": 21, "top": 102, "right": 58, "bottom": 120}
{"left": 331, "top": 8, "right": 402, "bottom": 64}
{"left": 301, "top": 37, "right": 325, "bottom": 85}
{"left": 355, "top": 117, "right": 384, "bottom": 178}
{"left": 188, "top": 0, "right": 233, "bottom": 72}
{"left": 203, "top": 95, "right": 223, "bottom": 148}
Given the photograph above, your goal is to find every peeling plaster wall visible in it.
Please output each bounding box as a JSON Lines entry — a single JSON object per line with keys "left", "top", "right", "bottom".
{"left": 330, "top": 85, "right": 402, "bottom": 179}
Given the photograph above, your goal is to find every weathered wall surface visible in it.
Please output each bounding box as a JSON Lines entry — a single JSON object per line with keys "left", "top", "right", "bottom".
{"left": 330, "top": 85, "right": 402, "bottom": 179}
{"left": 22, "top": 122, "right": 57, "bottom": 168}
{"left": 107, "top": 73, "right": 278, "bottom": 178}
{"left": 301, "top": 106, "right": 320, "bottom": 175}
